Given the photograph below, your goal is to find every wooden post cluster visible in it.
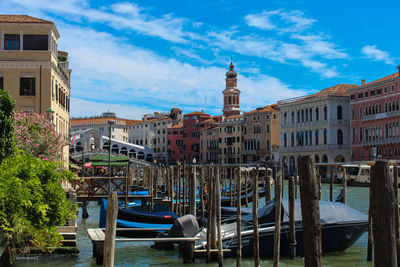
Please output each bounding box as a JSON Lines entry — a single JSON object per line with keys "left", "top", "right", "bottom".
{"left": 298, "top": 155, "right": 322, "bottom": 267}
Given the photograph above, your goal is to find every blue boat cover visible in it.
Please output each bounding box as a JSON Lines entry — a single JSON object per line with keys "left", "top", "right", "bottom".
{"left": 117, "top": 219, "right": 173, "bottom": 229}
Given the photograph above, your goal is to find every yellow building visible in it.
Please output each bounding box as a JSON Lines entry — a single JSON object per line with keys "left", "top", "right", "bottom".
{"left": 0, "top": 15, "right": 71, "bottom": 162}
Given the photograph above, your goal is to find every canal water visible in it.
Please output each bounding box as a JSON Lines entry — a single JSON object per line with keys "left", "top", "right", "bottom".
{"left": 16, "top": 183, "right": 374, "bottom": 267}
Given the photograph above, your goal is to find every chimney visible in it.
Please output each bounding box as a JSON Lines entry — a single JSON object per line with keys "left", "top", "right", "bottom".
{"left": 361, "top": 79, "right": 366, "bottom": 85}
{"left": 397, "top": 64, "right": 400, "bottom": 75}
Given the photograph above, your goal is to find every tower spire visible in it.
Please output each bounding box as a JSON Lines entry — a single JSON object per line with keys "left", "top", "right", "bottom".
{"left": 222, "top": 61, "right": 240, "bottom": 117}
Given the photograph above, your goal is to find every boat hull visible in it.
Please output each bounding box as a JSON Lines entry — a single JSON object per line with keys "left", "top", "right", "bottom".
{"left": 222, "top": 222, "right": 368, "bottom": 258}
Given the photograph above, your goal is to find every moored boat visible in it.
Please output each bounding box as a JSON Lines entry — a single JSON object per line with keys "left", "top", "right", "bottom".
{"left": 195, "top": 199, "right": 368, "bottom": 257}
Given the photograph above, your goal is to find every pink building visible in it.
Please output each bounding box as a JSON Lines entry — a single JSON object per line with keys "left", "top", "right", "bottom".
{"left": 350, "top": 66, "right": 400, "bottom": 161}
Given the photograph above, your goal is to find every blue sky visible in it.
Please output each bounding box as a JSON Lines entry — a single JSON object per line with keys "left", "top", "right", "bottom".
{"left": 2, "top": 0, "right": 399, "bottom": 119}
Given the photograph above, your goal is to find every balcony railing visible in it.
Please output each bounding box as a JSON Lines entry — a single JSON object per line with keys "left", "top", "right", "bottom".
{"left": 279, "top": 144, "right": 349, "bottom": 152}
{"left": 280, "top": 119, "right": 349, "bottom": 129}
{"left": 362, "top": 110, "right": 400, "bottom": 121}
{"left": 360, "top": 137, "right": 400, "bottom": 146}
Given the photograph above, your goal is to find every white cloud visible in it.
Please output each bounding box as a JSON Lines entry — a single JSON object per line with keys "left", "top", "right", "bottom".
{"left": 361, "top": 45, "right": 394, "bottom": 65}
{"left": 59, "top": 24, "right": 305, "bottom": 116}
{"left": 245, "top": 9, "right": 315, "bottom": 33}
{"left": 70, "top": 98, "right": 153, "bottom": 119}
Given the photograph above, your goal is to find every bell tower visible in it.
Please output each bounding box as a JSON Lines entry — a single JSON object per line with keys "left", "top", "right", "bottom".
{"left": 222, "top": 61, "right": 241, "bottom": 117}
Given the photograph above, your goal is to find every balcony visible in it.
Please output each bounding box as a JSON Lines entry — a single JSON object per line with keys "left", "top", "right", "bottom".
{"left": 362, "top": 110, "right": 400, "bottom": 121}
{"left": 360, "top": 137, "right": 400, "bottom": 146}
{"left": 280, "top": 119, "right": 349, "bottom": 129}
{"left": 279, "top": 144, "right": 349, "bottom": 153}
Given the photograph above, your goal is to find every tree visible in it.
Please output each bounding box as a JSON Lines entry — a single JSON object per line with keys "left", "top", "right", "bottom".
{"left": 14, "top": 112, "right": 63, "bottom": 162}
{"left": 0, "top": 151, "right": 76, "bottom": 250}
{"left": 0, "top": 90, "right": 15, "bottom": 163}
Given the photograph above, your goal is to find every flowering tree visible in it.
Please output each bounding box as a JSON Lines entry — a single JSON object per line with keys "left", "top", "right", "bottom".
{"left": 14, "top": 112, "right": 63, "bottom": 162}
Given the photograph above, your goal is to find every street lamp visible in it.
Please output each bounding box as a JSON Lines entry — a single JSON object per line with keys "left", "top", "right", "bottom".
{"left": 108, "top": 119, "right": 115, "bottom": 194}
{"left": 46, "top": 108, "right": 54, "bottom": 123}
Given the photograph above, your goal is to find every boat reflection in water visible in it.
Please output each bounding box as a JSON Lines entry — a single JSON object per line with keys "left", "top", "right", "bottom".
{"left": 195, "top": 200, "right": 368, "bottom": 257}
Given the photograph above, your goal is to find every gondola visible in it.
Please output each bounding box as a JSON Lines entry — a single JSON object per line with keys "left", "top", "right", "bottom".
{"left": 99, "top": 198, "right": 178, "bottom": 237}
{"left": 194, "top": 199, "right": 368, "bottom": 257}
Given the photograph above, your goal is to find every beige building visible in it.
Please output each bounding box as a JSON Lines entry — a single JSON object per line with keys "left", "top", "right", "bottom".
{"left": 70, "top": 111, "right": 140, "bottom": 144}
{"left": 199, "top": 121, "right": 219, "bottom": 164}
{"left": 128, "top": 108, "right": 182, "bottom": 164}
{"left": 242, "top": 105, "right": 280, "bottom": 163}
{"left": 218, "top": 115, "right": 244, "bottom": 164}
{"left": 0, "top": 15, "right": 71, "bottom": 162}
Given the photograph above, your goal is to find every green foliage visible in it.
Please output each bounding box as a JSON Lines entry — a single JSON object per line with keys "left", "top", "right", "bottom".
{"left": 0, "top": 90, "right": 15, "bottom": 163}
{"left": 0, "top": 151, "right": 77, "bottom": 251}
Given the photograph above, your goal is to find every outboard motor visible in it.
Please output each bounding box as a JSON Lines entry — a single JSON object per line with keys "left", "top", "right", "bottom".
{"left": 152, "top": 215, "right": 199, "bottom": 250}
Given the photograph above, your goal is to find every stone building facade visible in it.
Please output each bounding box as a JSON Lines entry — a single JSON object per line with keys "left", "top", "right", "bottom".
{"left": 128, "top": 108, "right": 182, "bottom": 164}
{"left": 278, "top": 84, "right": 356, "bottom": 175}
{"left": 0, "top": 15, "right": 71, "bottom": 162}
{"left": 350, "top": 66, "right": 400, "bottom": 161}
{"left": 242, "top": 105, "right": 280, "bottom": 163}
{"left": 218, "top": 115, "right": 244, "bottom": 164}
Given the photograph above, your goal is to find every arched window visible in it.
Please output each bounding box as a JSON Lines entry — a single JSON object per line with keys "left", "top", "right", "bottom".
{"left": 266, "top": 124, "right": 270, "bottom": 133}
{"left": 337, "top": 129, "right": 343, "bottom": 145}
{"left": 284, "top": 112, "right": 287, "bottom": 124}
{"left": 309, "top": 108, "right": 313, "bottom": 121}
{"left": 324, "top": 106, "right": 327, "bottom": 120}
{"left": 284, "top": 133, "right": 287, "bottom": 147}
{"left": 291, "top": 132, "right": 295, "bottom": 146}
{"left": 316, "top": 108, "right": 319, "bottom": 121}
{"left": 315, "top": 130, "right": 319, "bottom": 145}
{"left": 323, "top": 129, "right": 327, "bottom": 145}
{"left": 337, "top": 105, "right": 342, "bottom": 120}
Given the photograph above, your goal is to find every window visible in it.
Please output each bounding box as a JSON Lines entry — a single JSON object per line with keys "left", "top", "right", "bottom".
{"left": 324, "top": 106, "right": 327, "bottom": 120}
{"left": 391, "top": 85, "right": 395, "bottom": 92}
{"left": 337, "top": 105, "right": 342, "bottom": 120}
{"left": 377, "top": 88, "right": 382, "bottom": 95}
{"left": 315, "top": 108, "right": 319, "bottom": 121}
{"left": 315, "top": 130, "right": 319, "bottom": 145}
{"left": 337, "top": 129, "right": 343, "bottom": 145}
{"left": 358, "top": 93, "right": 363, "bottom": 99}
{"left": 20, "top": 77, "right": 35, "bottom": 96}
{"left": 384, "top": 87, "right": 388, "bottom": 93}
{"left": 323, "top": 129, "right": 327, "bottom": 145}
{"left": 370, "top": 90, "right": 375, "bottom": 96}
{"left": 0, "top": 77, "right": 3, "bottom": 90}
{"left": 350, "top": 94, "right": 355, "bottom": 100}
{"left": 364, "top": 91, "right": 369, "bottom": 97}
{"left": 23, "top": 35, "right": 48, "bottom": 50}
{"left": 4, "top": 34, "right": 20, "bottom": 50}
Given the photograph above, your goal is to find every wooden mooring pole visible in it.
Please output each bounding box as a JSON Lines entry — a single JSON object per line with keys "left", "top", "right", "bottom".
{"left": 342, "top": 167, "right": 347, "bottom": 205}
{"left": 253, "top": 167, "right": 260, "bottom": 267}
{"left": 367, "top": 164, "right": 374, "bottom": 261}
{"left": 299, "top": 155, "right": 322, "bottom": 267}
{"left": 245, "top": 170, "right": 249, "bottom": 207}
{"left": 103, "top": 191, "right": 118, "bottom": 267}
{"left": 371, "top": 160, "right": 397, "bottom": 267}
{"left": 288, "top": 175, "right": 296, "bottom": 258}
{"left": 236, "top": 167, "right": 242, "bottom": 267}
{"left": 394, "top": 164, "right": 400, "bottom": 265}
{"left": 216, "top": 168, "right": 223, "bottom": 267}
{"left": 273, "top": 167, "right": 282, "bottom": 267}
{"left": 329, "top": 168, "right": 334, "bottom": 201}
